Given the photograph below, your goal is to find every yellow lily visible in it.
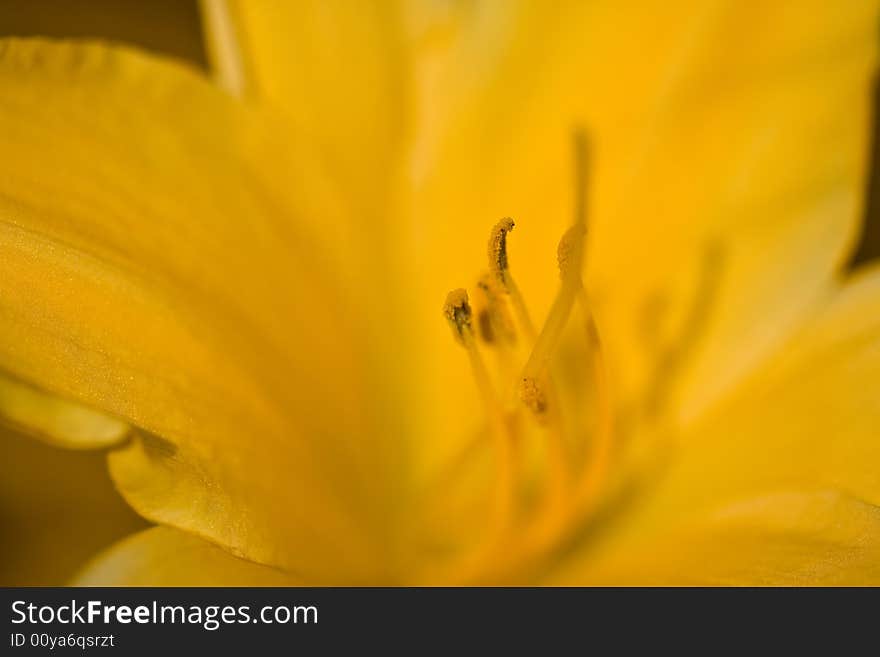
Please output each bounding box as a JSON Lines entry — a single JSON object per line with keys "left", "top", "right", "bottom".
{"left": 1, "top": 0, "right": 879, "bottom": 584}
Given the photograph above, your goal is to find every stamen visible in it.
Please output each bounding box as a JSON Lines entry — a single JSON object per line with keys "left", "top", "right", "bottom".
{"left": 443, "top": 289, "right": 515, "bottom": 535}
{"left": 557, "top": 224, "right": 587, "bottom": 280}
{"left": 487, "top": 219, "right": 537, "bottom": 341}
{"left": 519, "top": 377, "right": 548, "bottom": 419}
{"left": 519, "top": 245, "right": 582, "bottom": 383}
{"left": 516, "top": 130, "right": 609, "bottom": 531}
{"left": 520, "top": 372, "right": 570, "bottom": 519}
{"left": 509, "top": 216, "right": 589, "bottom": 518}
{"left": 443, "top": 288, "right": 474, "bottom": 347}
{"left": 475, "top": 274, "right": 520, "bottom": 388}
{"left": 488, "top": 218, "right": 515, "bottom": 289}
{"left": 508, "top": 224, "right": 585, "bottom": 535}
{"left": 519, "top": 132, "right": 590, "bottom": 383}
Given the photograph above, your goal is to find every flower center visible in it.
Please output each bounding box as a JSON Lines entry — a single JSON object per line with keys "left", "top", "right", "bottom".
{"left": 433, "top": 132, "right": 616, "bottom": 582}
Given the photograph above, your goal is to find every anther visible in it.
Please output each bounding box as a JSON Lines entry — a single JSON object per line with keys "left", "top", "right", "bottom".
{"left": 519, "top": 377, "right": 548, "bottom": 418}
{"left": 487, "top": 219, "right": 537, "bottom": 340}
{"left": 488, "top": 218, "right": 516, "bottom": 290}
{"left": 520, "top": 239, "right": 582, "bottom": 382}
{"left": 443, "top": 288, "right": 473, "bottom": 347}
{"left": 557, "top": 224, "right": 586, "bottom": 280}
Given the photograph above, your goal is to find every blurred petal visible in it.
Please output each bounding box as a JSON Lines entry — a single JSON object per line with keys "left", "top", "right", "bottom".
{"left": 216, "top": 0, "right": 409, "bottom": 227}
{"left": 0, "top": 372, "right": 128, "bottom": 449}
{"left": 0, "top": 425, "right": 146, "bottom": 585}
{"left": 553, "top": 489, "right": 880, "bottom": 585}
{"left": 552, "top": 265, "right": 880, "bottom": 584}
{"left": 74, "top": 527, "right": 297, "bottom": 586}
{"left": 403, "top": 1, "right": 879, "bottom": 471}
{"left": 0, "top": 38, "right": 393, "bottom": 581}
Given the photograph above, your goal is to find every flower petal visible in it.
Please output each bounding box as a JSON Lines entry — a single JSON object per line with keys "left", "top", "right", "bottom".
{"left": 0, "top": 38, "right": 395, "bottom": 581}
{"left": 73, "top": 527, "right": 297, "bottom": 586}
{"left": 212, "top": 0, "right": 409, "bottom": 227}
{"left": 402, "top": 1, "right": 880, "bottom": 471}
{"left": 552, "top": 489, "right": 880, "bottom": 585}
{"left": 552, "top": 265, "right": 880, "bottom": 584}
{"left": 0, "top": 372, "right": 128, "bottom": 449}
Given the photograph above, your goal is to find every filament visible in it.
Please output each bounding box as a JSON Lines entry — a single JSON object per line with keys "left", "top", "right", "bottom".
{"left": 443, "top": 290, "right": 516, "bottom": 535}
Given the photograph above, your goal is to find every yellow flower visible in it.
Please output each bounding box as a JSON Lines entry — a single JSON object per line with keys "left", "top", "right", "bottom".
{"left": 1, "top": 1, "right": 879, "bottom": 584}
